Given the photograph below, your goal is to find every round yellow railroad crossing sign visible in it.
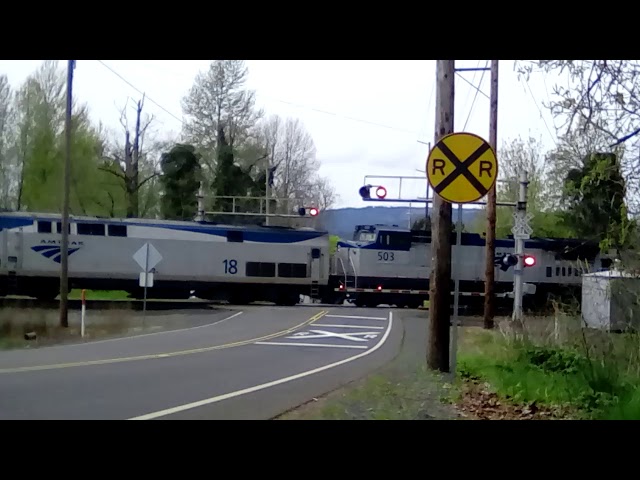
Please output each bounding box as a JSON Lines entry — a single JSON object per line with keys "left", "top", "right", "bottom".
{"left": 426, "top": 132, "right": 498, "bottom": 204}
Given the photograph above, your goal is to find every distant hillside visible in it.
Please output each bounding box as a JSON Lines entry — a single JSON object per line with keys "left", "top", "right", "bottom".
{"left": 319, "top": 206, "right": 482, "bottom": 240}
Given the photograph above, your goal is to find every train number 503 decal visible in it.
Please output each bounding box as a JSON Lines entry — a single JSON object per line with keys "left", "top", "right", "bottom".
{"left": 377, "top": 251, "right": 394, "bottom": 262}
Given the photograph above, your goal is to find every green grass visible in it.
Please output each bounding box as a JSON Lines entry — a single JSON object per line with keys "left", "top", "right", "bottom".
{"left": 278, "top": 353, "right": 457, "bottom": 420}
{"left": 457, "top": 325, "right": 640, "bottom": 420}
{"left": 67, "top": 289, "right": 130, "bottom": 300}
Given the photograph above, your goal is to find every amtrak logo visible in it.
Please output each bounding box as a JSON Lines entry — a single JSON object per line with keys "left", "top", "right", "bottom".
{"left": 32, "top": 245, "right": 81, "bottom": 263}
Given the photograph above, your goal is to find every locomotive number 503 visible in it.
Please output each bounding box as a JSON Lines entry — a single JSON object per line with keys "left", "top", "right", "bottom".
{"left": 377, "top": 251, "right": 394, "bottom": 262}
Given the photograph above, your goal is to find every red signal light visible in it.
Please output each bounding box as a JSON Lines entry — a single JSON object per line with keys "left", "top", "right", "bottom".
{"left": 309, "top": 207, "right": 319, "bottom": 217}
{"left": 524, "top": 255, "right": 536, "bottom": 267}
{"left": 375, "top": 186, "right": 387, "bottom": 199}
{"left": 377, "top": 285, "right": 383, "bottom": 291}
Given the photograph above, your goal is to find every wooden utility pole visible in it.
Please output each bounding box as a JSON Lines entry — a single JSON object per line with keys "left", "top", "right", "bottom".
{"left": 483, "top": 60, "right": 499, "bottom": 330}
{"left": 428, "top": 60, "right": 455, "bottom": 372}
{"left": 59, "top": 60, "right": 75, "bottom": 328}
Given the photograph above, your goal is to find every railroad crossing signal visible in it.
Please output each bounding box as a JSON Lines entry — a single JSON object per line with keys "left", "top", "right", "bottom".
{"left": 426, "top": 132, "right": 498, "bottom": 204}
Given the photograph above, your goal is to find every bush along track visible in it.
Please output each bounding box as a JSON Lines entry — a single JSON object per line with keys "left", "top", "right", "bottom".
{"left": 453, "top": 327, "right": 640, "bottom": 420}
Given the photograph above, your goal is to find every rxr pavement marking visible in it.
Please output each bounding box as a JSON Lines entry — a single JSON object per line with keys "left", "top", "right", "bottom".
{"left": 313, "top": 324, "right": 384, "bottom": 330}
{"left": 255, "top": 325, "right": 385, "bottom": 349}
{"left": 324, "top": 314, "right": 387, "bottom": 321}
{"left": 286, "top": 329, "right": 380, "bottom": 342}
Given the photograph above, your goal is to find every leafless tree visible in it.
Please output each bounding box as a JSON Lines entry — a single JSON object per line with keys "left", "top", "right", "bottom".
{"left": 100, "top": 95, "right": 159, "bottom": 218}
{"left": 495, "top": 135, "right": 551, "bottom": 211}
{"left": 257, "top": 114, "right": 339, "bottom": 213}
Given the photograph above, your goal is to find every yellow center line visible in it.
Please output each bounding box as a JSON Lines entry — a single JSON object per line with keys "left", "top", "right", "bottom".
{"left": 0, "top": 310, "right": 328, "bottom": 374}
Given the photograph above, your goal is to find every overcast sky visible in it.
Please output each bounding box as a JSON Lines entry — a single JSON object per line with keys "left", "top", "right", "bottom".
{"left": 1, "top": 60, "right": 563, "bottom": 210}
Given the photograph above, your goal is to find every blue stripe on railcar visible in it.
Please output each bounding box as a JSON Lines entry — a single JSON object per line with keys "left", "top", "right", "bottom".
{"left": 0, "top": 217, "right": 34, "bottom": 231}
{"left": 0, "top": 214, "right": 327, "bottom": 244}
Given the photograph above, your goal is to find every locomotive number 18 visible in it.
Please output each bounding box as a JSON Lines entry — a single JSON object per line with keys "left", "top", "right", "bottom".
{"left": 223, "top": 259, "right": 238, "bottom": 274}
{"left": 377, "top": 251, "right": 394, "bottom": 262}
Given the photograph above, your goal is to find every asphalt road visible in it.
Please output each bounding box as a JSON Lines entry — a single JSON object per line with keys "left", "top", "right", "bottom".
{"left": 0, "top": 305, "right": 403, "bottom": 419}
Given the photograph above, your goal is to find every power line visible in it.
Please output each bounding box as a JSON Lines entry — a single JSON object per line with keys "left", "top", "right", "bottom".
{"left": 456, "top": 70, "right": 490, "bottom": 101}
{"left": 260, "top": 95, "right": 420, "bottom": 135}
{"left": 463, "top": 60, "right": 489, "bottom": 131}
{"left": 96, "top": 60, "right": 185, "bottom": 125}
{"left": 98, "top": 59, "right": 423, "bottom": 137}
{"left": 521, "top": 76, "right": 557, "bottom": 145}
{"left": 460, "top": 60, "right": 482, "bottom": 120}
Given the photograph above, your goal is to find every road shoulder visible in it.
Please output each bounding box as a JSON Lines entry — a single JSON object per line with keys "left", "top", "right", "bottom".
{"left": 274, "top": 309, "right": 462, "bottom": 420}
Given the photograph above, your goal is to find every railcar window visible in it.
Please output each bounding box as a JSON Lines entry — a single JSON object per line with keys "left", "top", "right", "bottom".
{"left": 546, "top": 267, "right": 552, "bottom": 278}
{"left": 108, "top": 224, "right": 127, "bottom": 237}
{"left": 562, "top": 267, "right": 566, "bottom": 276}
{"left": 227, "top": 230, "right": 244, "bottom": 242}
{"left": 77, "top": 223, "right": 105, "bottom": 236}
{"left": 246, "top": 262, "right": 276, "bottom": 277}
{"left": 377, "top": 231, "right": 412, "bottom": 250}
{"left": 37, "top": 221, "right": 52, "bottom": 233}
{"left": 556, "top": 267, "right": 560, "bottom": 276}
{"left": 278, "top": 263, "right": 307, "bottom": 278}
{"left": 568, "top": 266, "right": 572, "bottom": 276}
{"left": 56, "top": 222, "right": 70, "bottom": 234}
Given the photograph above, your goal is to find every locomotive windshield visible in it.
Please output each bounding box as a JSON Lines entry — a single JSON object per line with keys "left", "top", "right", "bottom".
{"left": 357, "top": 232, "right": 377, "bottom": 242}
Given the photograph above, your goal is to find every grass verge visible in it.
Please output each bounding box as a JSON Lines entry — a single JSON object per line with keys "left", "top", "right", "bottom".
{"left": 68, "top": 289, "right": 130, "bottom": 300}
{"left": 456, "top": 315, "right": 640, "bottom": 420}
{"left": 280, "top": 363, "right": 458, "bottom": 420}
{"left": 277, "top": 312, "right": 460, "bottom": 420}
{"left": 0, "top": 306, "right": 132, "bottom": 349}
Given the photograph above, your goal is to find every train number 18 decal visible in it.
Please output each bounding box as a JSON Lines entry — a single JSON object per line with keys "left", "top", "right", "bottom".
{"left": 223, "top": 259, "right": 238, "bottom": 274}
{"left": 377, "top": 251, "right": 395, "bottom": 262}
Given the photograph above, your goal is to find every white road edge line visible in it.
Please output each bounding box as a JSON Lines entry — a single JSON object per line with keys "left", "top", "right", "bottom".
{"left": 36, "top": 311, "right": 244, "bottom": 349}
{"left": 127, "top": 311, "right": 394, "bottom": 420}
{"left": 325, "top": 314, "right": 387, "bottom": 320}
{"left": 254, "top": 342, "right": 368, "bottom": 349}
{"left": 312, "top": 324, "right": 384, "bottom": 329}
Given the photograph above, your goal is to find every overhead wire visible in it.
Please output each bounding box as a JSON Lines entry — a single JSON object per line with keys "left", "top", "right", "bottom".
{"left": 462, "top": 60, "right": 490, "bottom": 131}
{"left": 97, "top": 60, "right": 425, "bottom": 138}
{"left": 521, "top": 75, "right": 557, "bottom": 146}
{"left": 96, "top": 60, "right": 184, "bottom": 125}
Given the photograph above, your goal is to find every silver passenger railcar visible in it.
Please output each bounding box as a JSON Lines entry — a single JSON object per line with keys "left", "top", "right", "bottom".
{"left": 0, "top": 211, "right": 331, "bottom": 305}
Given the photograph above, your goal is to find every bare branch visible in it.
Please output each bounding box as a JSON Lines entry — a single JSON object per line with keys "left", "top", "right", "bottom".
{"left": 136, "top": 172, "right": 159, "bottom": 191}
{"left": 98, "top": 165, "right": 126, "bottom": 180}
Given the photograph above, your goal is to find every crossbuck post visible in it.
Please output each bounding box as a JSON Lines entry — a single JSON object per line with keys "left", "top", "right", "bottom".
{"left": 512, "top": 170, "right": 529, "bottom": 322}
